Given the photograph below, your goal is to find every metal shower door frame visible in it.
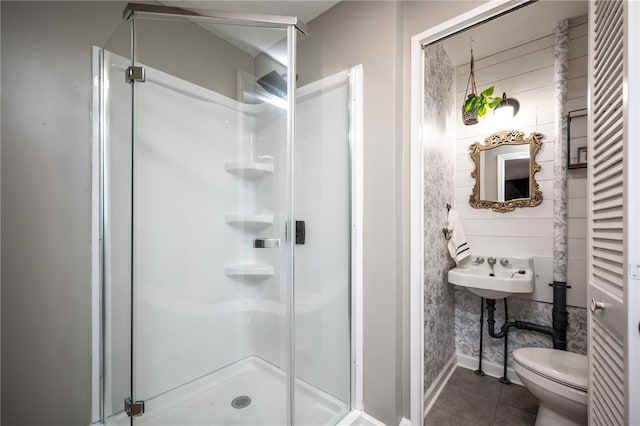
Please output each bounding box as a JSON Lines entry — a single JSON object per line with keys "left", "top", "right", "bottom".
{"left": 122, "top": 2, "right": 308, "bottom": 35}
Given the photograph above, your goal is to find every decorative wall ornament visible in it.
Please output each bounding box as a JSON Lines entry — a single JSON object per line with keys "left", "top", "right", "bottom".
{"left": 469, "top": 130, "right": 544, "bottom": 213}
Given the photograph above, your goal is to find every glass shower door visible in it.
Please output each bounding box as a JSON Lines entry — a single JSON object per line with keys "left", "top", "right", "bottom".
{"left": 101, "top": 7, "right": 355, "bottom": 425}
{"left": 129, "top": 11, "right": 295, "bottom": 425}
{"left": 294, "top": 69, "right": 354, "bottom": 424}
{"left": 101, "top": 17, "right": 134, "bottom": 426}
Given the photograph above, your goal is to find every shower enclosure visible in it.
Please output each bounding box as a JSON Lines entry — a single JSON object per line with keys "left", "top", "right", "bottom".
{"left": 97, "top": 4, "right": 360, "bottom": 425}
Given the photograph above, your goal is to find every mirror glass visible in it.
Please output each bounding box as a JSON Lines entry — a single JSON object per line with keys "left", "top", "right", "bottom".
{"left": 479, "top": 144, "right": 530, "bottom": 201}
{"left": 470, "top": 130, "right": 543, "bottom": 212}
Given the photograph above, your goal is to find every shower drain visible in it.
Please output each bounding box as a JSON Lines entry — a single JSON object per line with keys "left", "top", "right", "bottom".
{"left": 231, "top": 395, "right": 251, "bottom": 409}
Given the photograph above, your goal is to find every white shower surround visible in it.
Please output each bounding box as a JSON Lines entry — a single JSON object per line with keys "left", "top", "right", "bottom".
{"left": 94, "top": 49, "right": 363, "bottom": 424}
{"left": 106, "top": 357, "right": 348, "bottom": 426}
{"left": 133, "top": 63, "right": 282, "bottom": 401}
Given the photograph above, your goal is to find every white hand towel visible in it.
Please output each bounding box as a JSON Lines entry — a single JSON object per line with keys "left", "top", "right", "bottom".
{"left": 447, "top": 209, "right": 471, "bottom": 265}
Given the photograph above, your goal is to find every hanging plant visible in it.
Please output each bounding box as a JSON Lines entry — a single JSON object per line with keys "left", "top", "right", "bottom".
{"left": 462, "top": 47, "right": 502, "bottom": 125}
{"left": 464, "top": 86, "right": 503, "bottom": 117}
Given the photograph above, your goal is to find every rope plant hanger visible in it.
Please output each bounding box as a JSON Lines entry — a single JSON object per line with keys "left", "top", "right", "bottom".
{"left": 462, "top": 45, "right": 502, "bottom": 126}
{"left": 462, "top": 47, "right": 479, "bottom": 125}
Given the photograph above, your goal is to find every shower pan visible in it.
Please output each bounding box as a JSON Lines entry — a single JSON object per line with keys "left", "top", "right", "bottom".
{"left": 96, "top": 4, "right": 362, "bottom": 425}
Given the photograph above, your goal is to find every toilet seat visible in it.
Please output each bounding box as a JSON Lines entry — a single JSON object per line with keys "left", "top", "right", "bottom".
{"left": 513, "top": 348, "right": 588, "bottom": 392}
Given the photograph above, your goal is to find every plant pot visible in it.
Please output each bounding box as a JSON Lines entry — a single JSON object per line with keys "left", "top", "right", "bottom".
{"left": 462, "top": 106, "right": 478, "bottom": 126}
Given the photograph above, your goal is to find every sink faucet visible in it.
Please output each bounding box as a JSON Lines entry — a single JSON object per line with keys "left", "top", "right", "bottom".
{"left": 500, "top": 258, "right": 510, "bottom": 267}
{"left": 472, "top": 256, "right": 485, "bottom": 264}
{"left": 487, "top": 256, "right": 496, "bottom": 275}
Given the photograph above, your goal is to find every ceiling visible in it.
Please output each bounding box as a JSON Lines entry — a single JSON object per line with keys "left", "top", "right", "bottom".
{"left": 440, "top": 0, "right": 589, "bottom": 67}
{"left": 157, "top": 1, "right": 588, "bottom": 67}
{"left": 161, "top": 1, "right": 340, "bottom": 25}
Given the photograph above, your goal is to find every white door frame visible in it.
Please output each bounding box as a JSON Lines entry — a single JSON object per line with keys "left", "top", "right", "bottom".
{"left": 408, "top": 1, "right": 532, "bottom": 423}
{"left": 496, "top": 151, "right": 529, "bottom": 202}
{"left": 90, "top": 45, "right": 102, "bottom": 424}
{"left": 348, "top": 64, "right": 365, "bottom": 413}
{"left": 625, "top": 3, "right": 640, "bottom": 421}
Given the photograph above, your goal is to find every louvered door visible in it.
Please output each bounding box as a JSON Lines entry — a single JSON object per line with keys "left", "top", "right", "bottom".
{"left": 588, "top": 0, "right": 640, "bottom": 424}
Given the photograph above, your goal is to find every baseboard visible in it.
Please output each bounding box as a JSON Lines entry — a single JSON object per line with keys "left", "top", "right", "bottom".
{"left": 423, "top": 353, "right": 457, "bottom": 418}
{"left": 337, "top": 410, "right": 388, "bottom": 426}
{"left": 361, "top": 412, "right": 386, "bottom": 426}
{"left": 336, "top": 410, "right": 361, "bottom": 425}
{"left": 456, "top": 352, "right": 522, "bottom": 385}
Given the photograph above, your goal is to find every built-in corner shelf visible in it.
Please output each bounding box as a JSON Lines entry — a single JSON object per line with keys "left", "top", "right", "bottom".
{"left": 225, "top": 162, "right": 274, "bottom": 180}
{"left": 224, "top": 264, "right": 274, "bottom": 279}
{"left": 224, "top": 211, "right": 274, "bottom": 230}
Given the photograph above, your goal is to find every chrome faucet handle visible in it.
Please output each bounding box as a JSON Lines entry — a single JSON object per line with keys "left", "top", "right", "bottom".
{"left": 500, "top": 258, "right": 510, "bottom": 267}
{"left": 487, "top": 256, "right": 496, "bottom": 266}
{"left": 473, "top": 256, "right": 485, "bottom": 264}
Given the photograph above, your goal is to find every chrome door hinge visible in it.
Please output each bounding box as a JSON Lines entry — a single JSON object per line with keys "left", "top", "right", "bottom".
{"left": 126, "top": 66, "right": 146, "bottom": 83}
{"left": 125, "top": 397, "right": 145, "bottom": 417}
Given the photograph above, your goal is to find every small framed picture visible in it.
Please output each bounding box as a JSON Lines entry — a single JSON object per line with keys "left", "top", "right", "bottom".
{"left": 578, "top": 147, "right": 588, "bottom": 164}
{"left": 568, "top": 109, "right": 588, "bottom": 169}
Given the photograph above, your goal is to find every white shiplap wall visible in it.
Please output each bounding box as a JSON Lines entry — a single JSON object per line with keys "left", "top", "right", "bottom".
{"left": 453, "top": 17, "right": 588, "bottom": 308}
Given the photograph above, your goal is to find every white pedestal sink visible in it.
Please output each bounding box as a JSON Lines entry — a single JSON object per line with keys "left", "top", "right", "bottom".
{"left": 448, "top": 255, "right": 534, "bottom": 299}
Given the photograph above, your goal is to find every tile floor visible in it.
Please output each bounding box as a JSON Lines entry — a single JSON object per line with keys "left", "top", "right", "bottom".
{"left": 424, "top": 367, "right": 539, "bottom": 426}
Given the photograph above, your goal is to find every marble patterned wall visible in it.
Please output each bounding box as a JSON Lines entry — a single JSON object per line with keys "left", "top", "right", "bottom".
{"left": 553, "top": 19, "right": 570, "bottom": 282}
{"left": 455, "top": 288, "right": 587, "bottom": 367}
{"left": 423, "top": 44, "right": 457, "bottom": 391}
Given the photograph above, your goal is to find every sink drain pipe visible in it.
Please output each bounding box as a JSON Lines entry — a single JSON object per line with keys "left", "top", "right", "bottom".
{"left": 485, "top": 298, "right": 554, "bottom": 340}
{"left": 475, "top": 284, "right": 569, "bottom": 385}
{"left": 485, "top": 283, "right": 569, "bottom": 350}
{"left": 549, "top": 280, "right": 569, "bottom": 350}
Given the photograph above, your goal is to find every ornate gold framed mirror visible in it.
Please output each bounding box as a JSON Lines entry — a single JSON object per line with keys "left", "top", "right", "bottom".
{"left": 469, "top": 130, "right": 544, "bottom": 213}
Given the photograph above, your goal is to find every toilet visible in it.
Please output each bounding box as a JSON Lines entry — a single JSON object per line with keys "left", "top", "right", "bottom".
{"left": 513, "top": 347, "right": 588, "bottom": 426}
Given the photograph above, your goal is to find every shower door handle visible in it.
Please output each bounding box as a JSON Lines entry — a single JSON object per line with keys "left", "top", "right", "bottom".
{"left": 296, "top": 221, "right": 305, "bottom": 245}
{"left": 254, "top": 238, "right": 281, "bottom": 248}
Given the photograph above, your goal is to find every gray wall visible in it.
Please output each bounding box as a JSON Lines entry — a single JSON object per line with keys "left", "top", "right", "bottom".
{"left": 1, "top": 2, "right": 126, "bottom": 425}
{"left": 129, "top": 18, "right": 256, "bottom": 98}
{"left": 299, "top": 2, "right": 488, "bottom": 422}
{"left": 400, "top": 0, "right": 489, "bottom": 418}
{"left": 103, "top": 9, "right": 257, "bottom": 98}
